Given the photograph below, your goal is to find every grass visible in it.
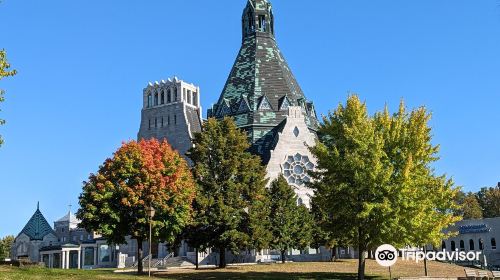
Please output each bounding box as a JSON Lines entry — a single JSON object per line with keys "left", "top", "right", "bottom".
{"left": 0, "top": 259, "right": 474, "bottom": 280}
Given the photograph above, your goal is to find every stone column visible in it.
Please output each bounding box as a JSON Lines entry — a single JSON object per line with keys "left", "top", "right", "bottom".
{"left": 77, "top": 250, "right": 81, "bottom": 269}
{"left": 61, "top": 251, "right": 65, "bottom": 269}
{"left": 66, "top": 250, "right": 70, "bottom": 269}
{"left": 94, "top": 246, "right": 98, "bottom": 267}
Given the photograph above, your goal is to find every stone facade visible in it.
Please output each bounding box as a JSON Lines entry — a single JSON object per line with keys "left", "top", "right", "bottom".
{"left": 442, "top": 217, "right": 500, "bottom": 268}
{"left": 265, "top": 106, "right": 318, "bottom": 207}
{"left": 138, "top": 77, "right": 202, "bottom": 160}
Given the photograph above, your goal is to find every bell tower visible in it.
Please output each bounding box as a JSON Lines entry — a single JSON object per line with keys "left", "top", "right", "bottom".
{"left": 242, "top": 0, "right": 275, "bottom": 41}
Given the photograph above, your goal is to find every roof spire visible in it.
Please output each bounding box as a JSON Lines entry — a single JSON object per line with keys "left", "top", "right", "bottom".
{"left": 37, "top": 201, "right": 39, "bottom": 210}
{"left": 68, "top": 203, "right": 72, "bottom": 214}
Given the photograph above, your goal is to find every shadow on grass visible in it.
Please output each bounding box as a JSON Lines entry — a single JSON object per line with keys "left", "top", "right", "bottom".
{"left": 155, "top": 270, "right": 380, "bottom": 280}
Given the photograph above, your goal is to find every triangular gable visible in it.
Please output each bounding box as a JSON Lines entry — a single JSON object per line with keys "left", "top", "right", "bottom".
{"left": 279, "top": 96, "right": 290, "bottom": 111}
{"left": 258, "top": 95, "right": 272, "bottom": 111}
{"left": 237, "top": 97, "right": 250, "bottom": 113}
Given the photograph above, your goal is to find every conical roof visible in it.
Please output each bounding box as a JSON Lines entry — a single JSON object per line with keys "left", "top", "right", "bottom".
{"left": 19, "top": 204, "right": 55, "bottom": 241}
{"left": 209, "top": 0, "right": 319, "bottom": 162}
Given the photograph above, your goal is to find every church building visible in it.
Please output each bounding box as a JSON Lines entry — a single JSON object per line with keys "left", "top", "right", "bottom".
{"left": 208, "top": 0, "right": 319, "bottom": 206}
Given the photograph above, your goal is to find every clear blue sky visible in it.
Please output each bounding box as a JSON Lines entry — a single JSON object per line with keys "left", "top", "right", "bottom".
{"left": 1, "top": 0, "right": 499, "bottom": 237}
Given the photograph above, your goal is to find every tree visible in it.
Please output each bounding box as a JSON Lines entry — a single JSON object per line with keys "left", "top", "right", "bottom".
{"left": 188, "top": 117, "right": 270, "bottom": 268}
{"left": 477, "top": 185, "right": 500, "bottom": 218}
{"left": 0, "top": 50, "right": 17, "bottom": 147}
{"left": 310, "top": 196, "right": 342, "bottom": 262}
{"left": 267, "top": 176, "right": 313, "bottom": 263}
{"left": 455, "top": 191, "right": 483, "bottom": 219}
{"left": 309, "top": 95, "right": 460, "bottom": 280}
{"left": 0, "top": 235, "right": 15, "bottom": 260}
{"left": 77, "top": 139, "right": 196, "bottom": 274}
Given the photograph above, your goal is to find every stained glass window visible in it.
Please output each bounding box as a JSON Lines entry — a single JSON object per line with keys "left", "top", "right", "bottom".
{"left": 281, "top": 153, "right": 315, "bottom": 186}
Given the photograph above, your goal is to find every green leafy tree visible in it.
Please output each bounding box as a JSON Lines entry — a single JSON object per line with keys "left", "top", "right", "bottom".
{"left": 267, "top": 176, "right": 313, "bottom": 263}
{"left": 0, "top": 235, "right": 15, "bottom": 259}
{"left": 310, "top": 197, "right": 342, "bottom": 261}
{"left": 455, "top": 191, "right": 483, "bottom": 219}
{"left": 188, "top": 117, "right": 270, "bottom": 268}
{"left": 0, "top": 50, "right": 17, "bottom": 147}
{"left": 477, "top": 185, "right": 500, "bottom": 218}
{"left": 77, "top": 139, "right": 196, "bottom": 274}
{"left": 310, "top": 95, "right": 460, "bottom": 280}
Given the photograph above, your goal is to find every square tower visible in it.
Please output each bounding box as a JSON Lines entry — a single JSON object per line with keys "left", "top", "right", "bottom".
{"left": 138, "top": 77, "right": 202, "bottom": 159}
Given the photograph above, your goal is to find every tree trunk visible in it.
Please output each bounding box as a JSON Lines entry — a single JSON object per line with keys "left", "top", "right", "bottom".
{"left": 195, "top": 247, "right": 199, "bottom": 270}
{"left": 331, "top": 247, "right": 337, "bottom": 262}
{"left": 281, "top": 250, "right": 286, "bottom": 264}
{"left": 219, "top": 246, "right": 226, "bottom": 268}
{"left": 137, "top": 238, "right": 144, "bottom": 274}
{"left": 423, "top": 246, "right": 428, "bottom": 276}
{"left": 358, "top": 248, "right": 366, "bottom": 280}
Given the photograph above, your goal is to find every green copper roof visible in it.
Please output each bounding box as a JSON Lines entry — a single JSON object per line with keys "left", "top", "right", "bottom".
{"left": 208, "top": 0, "right": 319, "bottom": 162}
{"left": 19, "top": 204, "right": 55, "bottom": 241}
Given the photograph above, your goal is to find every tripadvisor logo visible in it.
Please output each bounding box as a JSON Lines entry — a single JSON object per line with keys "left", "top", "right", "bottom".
{"left": 375, "top": 244, "right": 482, "bottom": 267}
{"left": 375, "top": 244, "right": 398, "bottom": 267}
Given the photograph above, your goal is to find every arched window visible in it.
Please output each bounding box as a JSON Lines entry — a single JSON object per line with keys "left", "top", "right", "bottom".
{"left": 459, "top": 240, "right": 465, "bottom": 251}
{"left": 174, "top": 87, "right": 178, "bottom": 101}
{"left": 167, "top": 89, "right": 172, "bottom": 103}
{"left": 193, "top": 92, "right": 198, "bottom": 106}
{"left": 297, "top": 198, "right": 303, "bottom": 206}
{"left": 147, "top": 94, "right": 152, "bottom": 108}
{"left": 469, "top": 239, "right": 475, "bottom": 251}
{"left": 479, "top": 239, "right": 484, "bottom": 250}
{"left": 451, "top": 241, "right": 456, "bottom": 251}
{"left": 161, "top": 91, "right": 165, "bottom": 104}
{"left": 258, "top": 15, "right": 267, "bottom": 32}
{"left": 154, "top": 93, "right": 159, "bottom": 106}
{"left": 492, "top": 238, "right": 497, "bottom": 250}
{"left": 441, "top": 241, "right": 446, "bottom": 250}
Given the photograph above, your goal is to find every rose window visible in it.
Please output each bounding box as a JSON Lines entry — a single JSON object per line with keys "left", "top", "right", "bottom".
{"left": 282, "top": 153, "right": 315, "bottom": 186}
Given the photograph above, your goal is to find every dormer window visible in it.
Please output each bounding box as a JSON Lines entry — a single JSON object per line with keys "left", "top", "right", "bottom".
{"left": 280, "top": 97, "right": 290, "bottom": 111}
{"left": 258, "top": 96, "right": 272, "bottom": 111}
{"left": 238, "top": 98, "right": 249, "bottom": 113}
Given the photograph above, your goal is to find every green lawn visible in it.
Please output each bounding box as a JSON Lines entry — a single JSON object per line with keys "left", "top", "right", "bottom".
{"left": 0, "top": 266, "right": 158, "bottom": 280}
{"left": 0, "top": 260, "right": 475, "bottom": 280}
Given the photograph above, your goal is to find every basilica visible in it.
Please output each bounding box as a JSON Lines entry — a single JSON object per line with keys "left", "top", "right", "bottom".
{"left": 11, "top": 0, "right": 347, "bottom": 268}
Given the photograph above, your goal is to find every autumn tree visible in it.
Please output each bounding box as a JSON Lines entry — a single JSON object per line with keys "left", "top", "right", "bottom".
{"left": 309, "top": 95, "right": 460, "bottom": 280}
{"left": 188, "top": 117, "right": 270, "bottom": 268}
{"left": 77, "top": 139, "right": 196, "bottom": 274}
{"left": 0, "top": 50, "right": 17, "bottom": 147}
{"left": 267, "top": 176, "right": 313, "bottom": 263}
{"left": 0, "top": 235, "right": 15, "bottom": 260}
